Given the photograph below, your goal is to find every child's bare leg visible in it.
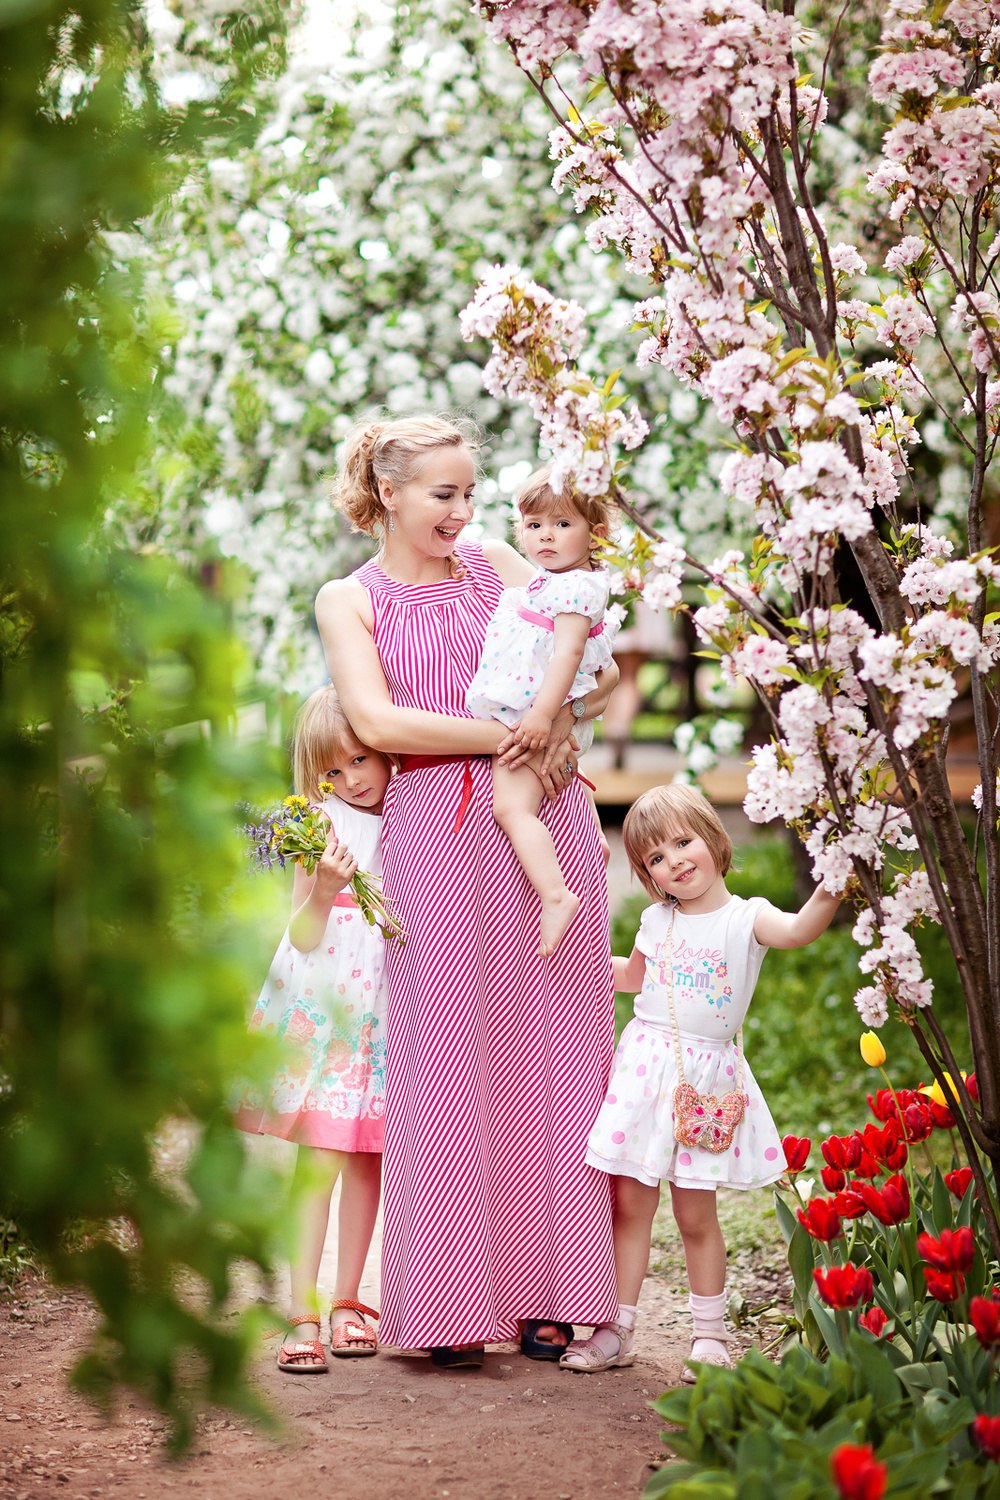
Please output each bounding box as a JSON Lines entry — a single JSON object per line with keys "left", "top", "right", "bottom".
{"left": 283, "top": 1146, "right": 342, "bottom": 1363}
{"left": 330, "top": 1151, "right": 382, "bottom": 1349}
{"left": 614, "top": 1176, "right": 661, "bottom": 1307}
{"left": 670, "top": 1183, "right": 731, "bottom": 1374}
{"left": 491, "top": 756, "right": 580, "bottom": 956}
{"left": 669, "top": 1183, "right": 726, "bottom": 1294}
{"left": 560, "top": 1175, "right": 658, "bottom": 1372}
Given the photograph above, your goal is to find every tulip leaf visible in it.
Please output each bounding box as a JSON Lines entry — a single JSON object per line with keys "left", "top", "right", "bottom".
{"left": 895, "top": 1359, "right": 950, "bottom": 1399}
{"left": 914, "top": 1391, "right": 977, "bottom": 1444}
{"left": 807, "top": 1297, "right": 844, "bottom": 1357}
{"left": 845, "top": 1331, "right": 904, "bottom": 1411}
{"left": 773, "top": 1191, "right": 799, "bottom": 1246}
{"left": 786, "top": 1222, "right": 816, "bottom": 1301}
{"left": 930, "top": 1168, "right": 953, "bottom": 1229}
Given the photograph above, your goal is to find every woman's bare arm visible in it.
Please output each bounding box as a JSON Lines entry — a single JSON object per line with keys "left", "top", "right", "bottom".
{"left": 315, "top": 577, "right": 507, "bottom": 755}
{"left": 480, "top": 537, "right": 533, "bottom": 587}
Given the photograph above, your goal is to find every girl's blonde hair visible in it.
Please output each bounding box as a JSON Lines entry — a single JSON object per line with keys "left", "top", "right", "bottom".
{"left": 622, "top": 783, "right": 733, "bottom": 900}
{"left": 332, "top": 412, "right": 481, "bottom": 536}
{"left": 516, "top": 463, "right": 616, "bottom": 558}
{"left": 291, "top": 685, "right": 373, "bottom": 801}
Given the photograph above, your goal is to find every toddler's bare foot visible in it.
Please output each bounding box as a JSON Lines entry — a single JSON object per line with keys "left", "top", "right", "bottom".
{"left": 539, "top": 890, "right": 580, "bottom": 957}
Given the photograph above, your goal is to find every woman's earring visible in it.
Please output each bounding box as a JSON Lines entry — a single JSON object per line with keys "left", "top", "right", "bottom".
{"left": 386, "top": 510, "right": 395, "bottom": 533}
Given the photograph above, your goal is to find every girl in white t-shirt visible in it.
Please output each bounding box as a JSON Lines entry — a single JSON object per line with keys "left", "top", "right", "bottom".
{"left": 561, "top": 784, "right": 839, "bottom": 1379}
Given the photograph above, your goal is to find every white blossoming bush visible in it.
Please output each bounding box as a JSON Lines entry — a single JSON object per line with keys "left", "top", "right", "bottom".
{"left": 470, "top": 0, "right": 1000, "bottom": 1234}
{"left": 120, "top": 0, "right": 749, "bottom": 692}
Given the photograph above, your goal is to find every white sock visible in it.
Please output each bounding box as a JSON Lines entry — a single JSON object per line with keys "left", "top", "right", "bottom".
{"left": 578, "top": 1301, "right": 638, "bottom": 1358}
{"left": 689, "top": 1291, "right": 729, "bottom": 1362}
{"left": 617, "top": 1302, "right": 638, "bottom": 1331}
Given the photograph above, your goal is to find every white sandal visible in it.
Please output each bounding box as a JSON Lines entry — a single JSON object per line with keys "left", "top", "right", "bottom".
{"left": 559, "top": 1322, "right": 636, "bottom": 1373}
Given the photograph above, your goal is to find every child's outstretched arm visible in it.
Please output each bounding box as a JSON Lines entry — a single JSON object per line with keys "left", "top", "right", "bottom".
{"left": 613, "top": 945, "right": 646, "bottom": 993}
{"left": 753, "top": 884, "right": 841, "bottom": 950}
{"left": 288, "top": 833, "right": 358, "bottom": 953}
{"left": 507, "top": 612, "right": 592, "bottom": 752}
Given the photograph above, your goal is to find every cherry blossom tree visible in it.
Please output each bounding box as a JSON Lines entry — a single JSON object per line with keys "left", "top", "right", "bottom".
{"left": 465, "top": 0, "right": 1000, "bottom": 1247}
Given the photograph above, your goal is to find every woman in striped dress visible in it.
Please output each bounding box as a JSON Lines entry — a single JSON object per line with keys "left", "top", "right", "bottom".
{"left": 315, "top": 415, "right": 619, "bottom": 1366}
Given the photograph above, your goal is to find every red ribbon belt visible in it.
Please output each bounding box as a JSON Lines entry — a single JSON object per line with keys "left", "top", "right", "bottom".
{"left": 331, "top": 891, "right": 358, "bottom": 908}
{"left": 516, "top": 604, "right": 604, "bottom": 637}
{"left": 397, "top": 751, "right": 594, "bottom": 820}
{"left": 397, "top": 753, "right": 479, "bottom": 833}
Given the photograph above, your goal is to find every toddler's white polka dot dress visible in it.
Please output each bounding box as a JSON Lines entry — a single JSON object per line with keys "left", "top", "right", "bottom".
{"left": 465, "top": 567, "right": 613, "bottom": 753}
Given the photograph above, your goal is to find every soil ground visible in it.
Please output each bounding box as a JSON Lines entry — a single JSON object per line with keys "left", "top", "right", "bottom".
{"left": 0, "top": 814, "right": 793, "bottom": 1500}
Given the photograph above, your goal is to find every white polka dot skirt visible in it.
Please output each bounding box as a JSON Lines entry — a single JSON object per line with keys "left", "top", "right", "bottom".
{"left": 585, "top": 1017, "right": 785, "bottom": 1190}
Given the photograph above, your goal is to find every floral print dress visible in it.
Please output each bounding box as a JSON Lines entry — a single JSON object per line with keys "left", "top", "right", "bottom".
{"left": 234, "top": 797, "right": 387, "bottom": 1152}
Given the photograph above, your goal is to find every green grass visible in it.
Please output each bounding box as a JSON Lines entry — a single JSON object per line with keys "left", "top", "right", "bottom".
{"left": 609, "top": 835, "right": 971, "bottom": 1140}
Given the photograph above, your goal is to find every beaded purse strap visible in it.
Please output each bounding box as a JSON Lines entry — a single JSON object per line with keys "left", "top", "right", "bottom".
{"left": 663, "top": 903, "right": 744, "bottom": 1092}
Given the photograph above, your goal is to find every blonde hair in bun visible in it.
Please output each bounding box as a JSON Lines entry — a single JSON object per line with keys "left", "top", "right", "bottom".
{"left": 332, "top": 413, "right": 480, "bottom": 536}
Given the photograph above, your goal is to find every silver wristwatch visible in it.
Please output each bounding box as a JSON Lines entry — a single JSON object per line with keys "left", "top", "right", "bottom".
{"left": 571, "top": 698, "right": 587, "bottom": 719}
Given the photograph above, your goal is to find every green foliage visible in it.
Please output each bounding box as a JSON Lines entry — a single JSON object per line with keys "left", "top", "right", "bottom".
{"left": 646, "top": 1341, "right": 994, "bottom": 1499}
{"left": 0, "top": 0, "right": 293, "bottom": 1448}
{"left": 610, "top": 835, "right": 970, "bottom": 1136}
{"left": 0, "top": 1219, "right": 36, "bottom": 1295}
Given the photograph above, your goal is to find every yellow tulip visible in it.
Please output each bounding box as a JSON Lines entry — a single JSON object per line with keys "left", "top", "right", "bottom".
{"left": 921, "top": 1072, "right": 965, "bottom": 1108}
{"left": 859, "top": 1031, "right": 887, "bottom": 1067}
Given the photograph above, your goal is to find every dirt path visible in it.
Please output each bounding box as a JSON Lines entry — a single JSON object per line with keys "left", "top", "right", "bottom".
{"left": 0, "top": 1265, "right": 687, "bottom": 1500}
{"left": 0, "top": 1221, "right": 794, "bottom": 1500}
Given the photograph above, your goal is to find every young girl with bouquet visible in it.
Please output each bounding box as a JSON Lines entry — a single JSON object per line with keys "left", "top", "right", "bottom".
{"left": 561, "top": 784, "right": 839, "bottom": 1379}
{"left": 466, "top": 464, "right": 616, "bottom": 956}
{"left": 236, "top": 686, "right": 393, "bottom": 1372}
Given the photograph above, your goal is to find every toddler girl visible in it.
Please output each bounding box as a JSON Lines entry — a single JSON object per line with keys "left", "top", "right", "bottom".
{"left": 236, "top": 686, "right": 391, "bottom": 1373}
{"left": 466, "top": 464, "right": 615, "bottom": 957}
{"left": 561, "top": 784, "right": 839, "bottom": 1379}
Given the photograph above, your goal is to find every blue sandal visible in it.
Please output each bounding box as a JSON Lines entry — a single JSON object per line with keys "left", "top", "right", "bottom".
{"left": 520, "top": 1320, "right": 574, "bottom": 1361}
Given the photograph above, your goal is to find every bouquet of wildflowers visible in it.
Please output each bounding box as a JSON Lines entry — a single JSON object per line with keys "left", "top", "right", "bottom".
{"left": 242, "top": 790, "right": 405, "bottom": 945}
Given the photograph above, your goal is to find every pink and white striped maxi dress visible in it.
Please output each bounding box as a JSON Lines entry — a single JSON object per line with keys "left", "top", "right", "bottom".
{"left": 357, "top": 544, "right": 617, "bottom": 1349}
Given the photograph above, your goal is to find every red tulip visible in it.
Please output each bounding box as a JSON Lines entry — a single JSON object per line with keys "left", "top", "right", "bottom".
{"left": 901, "top": 1100, "right": 933, "bottom": 1142}
{"left": 821, "top": 1166, "right": 847, "bottom": 1193}
{"left": 782, "top": 1134, "right": 811, "bottom": 1173}
{"left": 923, "top": 1091, "right": 957, "bottom": 1128}
{"left": 970, "top": 1296, "right": 1000, "bottom": 1349}
{"left": 852, "top": 1146, "right": 883, "bottom": 1180}
{"left": 944, "top": 1167, "right": 975, "bottom": 1199}
{"left": 821, "top": 1133, "right": 863, "bottom": 1172}
{"left": 866, "top": 1088, "right": 897, "bottom": 1122}
{"left": 830, "top": 1442, "right": 888, "bottom": 1499}
{"left": 918, "top": 1226, "right": 976, "bottom": 1274}
{"left": 967, "top": 1072, "right": 979, "bottom": 1103}
{"left": 859, "top": 1306, "right": 890, "bottom": 1337}
{"left": 923, "top": 1267, "right": 965, "bottom": 1302}
{"left": 855, "top": 1173, "right": 910, "bottom": 1225}
{"left": 797, "top": 1198, "right": 844, "bottom": 1241}
{"left": 971, "top": 1414, "right": 1000, "bottom": 1461}
{"left": 814, "top": 1264, "right": 874, "bottom": 1309}
{"left": 861, "top": 1120, "right": 908, "bottom": 1169}
{"left": 831, "top": 1186, "right": 868, "bottom": 1219}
